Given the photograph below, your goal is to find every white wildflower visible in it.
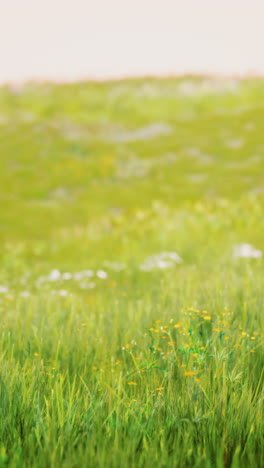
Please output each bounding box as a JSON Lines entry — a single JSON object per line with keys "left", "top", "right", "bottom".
{"left": 20, "top": 291, "right": 31, "bottom": 298}
{"left": 62, "top": 272, "right": 72, "bottom": 280}
{"left": 108, "top": 122, "right": 172, "bottom": 143}
{"left": 59, "top": 290, "right": 68, "bottom": 296}
{"left": 48, "top": 270, "right": 61, "bottom": 281}
{"left": 226, "top": 139, "right": 244, "bottom": 149}
{"left": 83, "top": 270, "right": 94, "bottom": 277}
{"left": 233, "top": 243, "right": 262, "bottom": 259}
{"left": 35, "top": 276, "right": 46, "bottom": 286}
{"left": 80, "top": 281, "right": 96, "bottom": 289}
{"left": 0, "top": 286, "right": 8, "bottom": 294}
{"left": 103, "top": 261, "right": 125, "bottom": 271}
{"left": 73, "top": 272, "right": 85, "bottom": 281}
{"left": 140, "top": 252, "right": 182, "bottom": 271}
{"left": 96, "top": 270, "right": 108, "bottom": 279}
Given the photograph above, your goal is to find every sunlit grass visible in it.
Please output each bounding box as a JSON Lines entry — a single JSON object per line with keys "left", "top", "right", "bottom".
{"left": 0, "top": 77, "right": 263, "bottom": 467}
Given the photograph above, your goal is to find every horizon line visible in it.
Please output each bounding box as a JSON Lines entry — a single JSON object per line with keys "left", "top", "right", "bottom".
{"left": 1, "top": 70, "right": 264, "bottom": 88}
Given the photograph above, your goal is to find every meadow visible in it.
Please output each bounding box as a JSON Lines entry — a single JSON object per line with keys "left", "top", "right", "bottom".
{"left": 0, "top": 77, "right": 263, "bottom": 467}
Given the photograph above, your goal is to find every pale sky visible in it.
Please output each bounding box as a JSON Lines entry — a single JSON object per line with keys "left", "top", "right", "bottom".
{"left": 1, "top": 0, "right": 264, "bottom": 82}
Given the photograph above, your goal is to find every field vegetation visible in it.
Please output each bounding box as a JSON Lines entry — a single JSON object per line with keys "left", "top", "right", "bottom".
{"left": 0, "top": 77, "right": 263, "bottom": 467}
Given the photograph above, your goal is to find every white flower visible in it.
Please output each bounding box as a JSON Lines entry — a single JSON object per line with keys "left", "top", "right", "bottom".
{"left": 35, "top": 276, "right": 46, "bottom": 285}
{"left": 62, "top": 272, "right": 72, "bottom": 280}
{"left": 103, "top": 261, "right": 125, "bottom": 271}
{"left": 226, "top": 139, "right": 244, "bottom": 149}
{"left": 96, "top": 270, "right": 108, "bottom": 279}
{"left": 80, "top": 281, "right": 96, "bottom": 289}
{"left": 73, "top": 272, "right": 85, "bottom": 281}
{"left": 49, "top": 270, "right": 61, "bottom": 281}
{"left": 0, "top": 286, "right": 8, "bottom": 294}
{"left": 59, "top": 290, "right": 68, "bottom": 296}
{"left": 157, "top": 260, "right": 172, "bottom": 269}
{"left": 108, "top": 123, "right": 172, "bottom": 143}
{"left": 140, "top": 251, "right": 182, "bottom": 271}
{"left": 20, "top": 291, "right": 31, "bottom": 298}
{"left": 233, "top": 243, "right": 262, "bottom": 259}
{"left": 83, "top": 270, "right": 94, "bottom": 277}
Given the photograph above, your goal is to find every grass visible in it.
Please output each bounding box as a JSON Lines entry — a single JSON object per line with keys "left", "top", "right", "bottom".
{"left": 0, "top": 76, "right": 263, "bottom": 467}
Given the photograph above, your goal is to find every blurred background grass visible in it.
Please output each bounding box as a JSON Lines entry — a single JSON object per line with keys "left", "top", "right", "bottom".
{"left": 1, "top": 77, "right": 264, "bottom": 237}
{"left": 1, "top": 77, "right": 264, "bottom": 271}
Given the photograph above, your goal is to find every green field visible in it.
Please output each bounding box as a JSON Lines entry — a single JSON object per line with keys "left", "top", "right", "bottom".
{"left": 0, "top": 77, "right": 263, "bottom": 467}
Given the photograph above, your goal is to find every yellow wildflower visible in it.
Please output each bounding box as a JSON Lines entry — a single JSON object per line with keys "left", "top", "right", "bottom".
{"left": 174, "top": 323, "right": 182, "bottom": 329}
